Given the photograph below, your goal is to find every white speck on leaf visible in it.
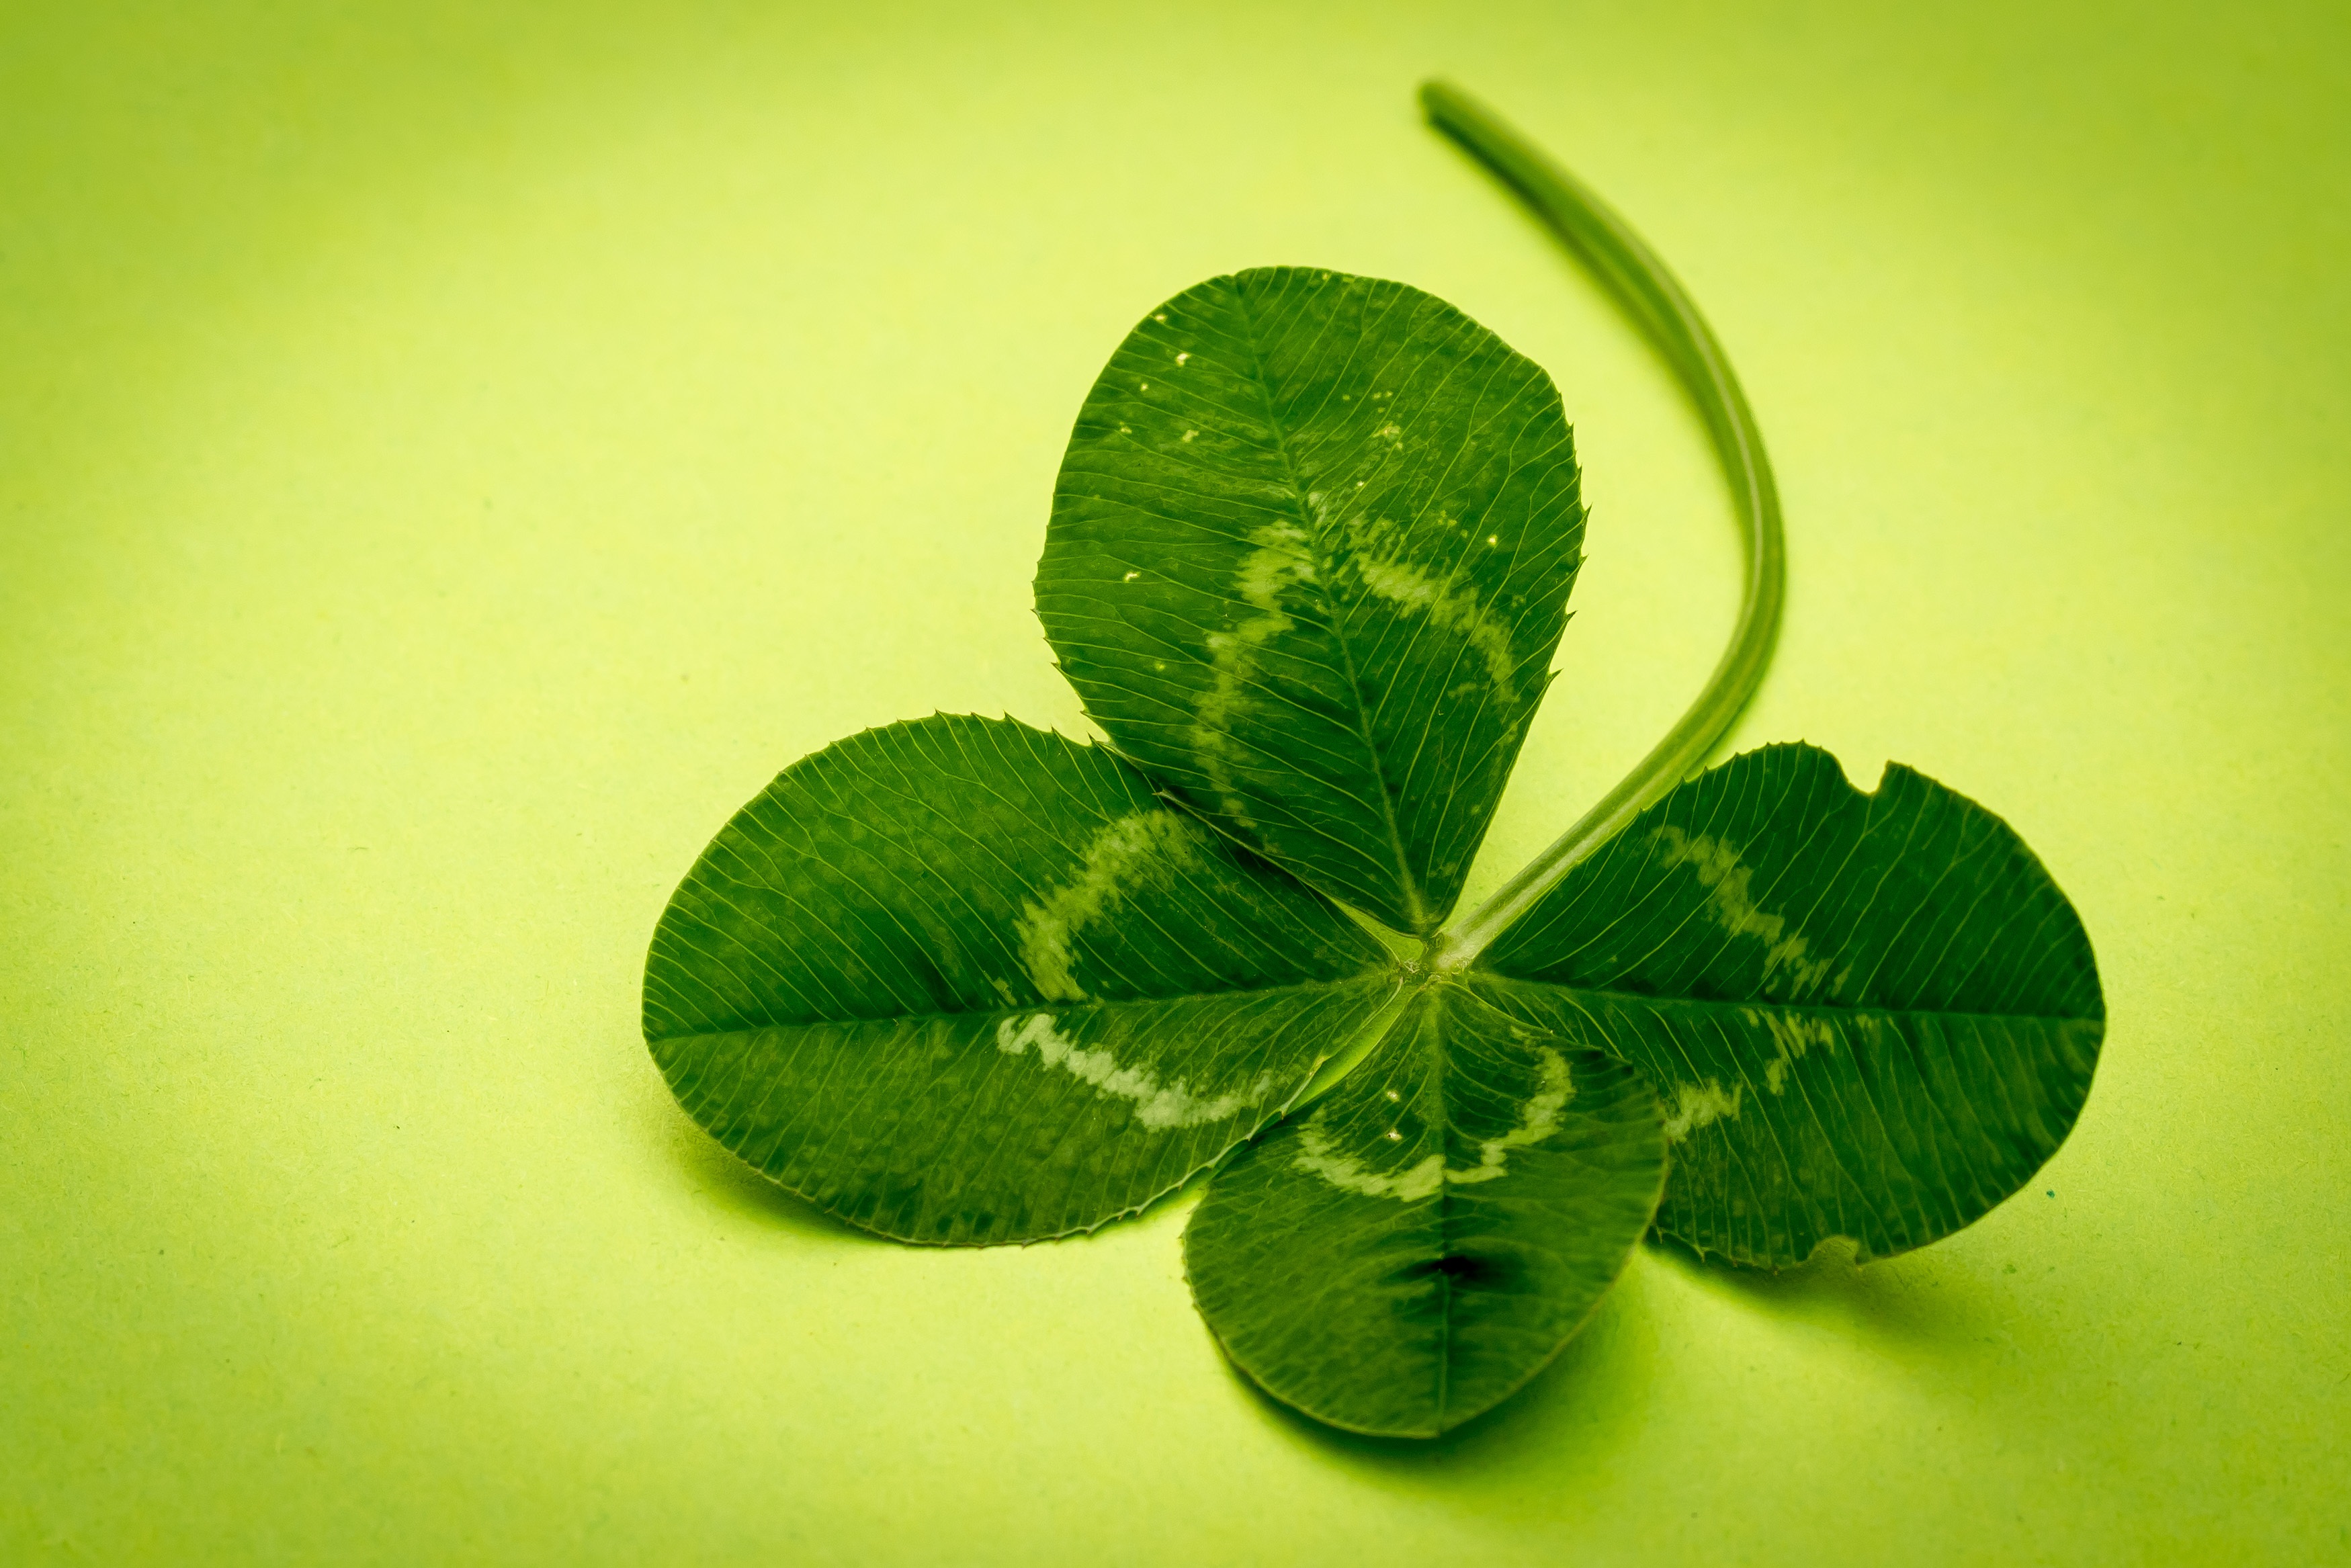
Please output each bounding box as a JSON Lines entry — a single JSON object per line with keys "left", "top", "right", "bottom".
{"left": 1174, "top": 352, "right": 1190, "bottom": 365}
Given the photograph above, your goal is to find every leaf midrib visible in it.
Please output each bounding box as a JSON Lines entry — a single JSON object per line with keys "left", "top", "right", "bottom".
{"left": 1224, "top": 277, "right": 1430, "bottom": 933}
{"left": 1474, "top": 975, "right": 2105, "bottom": 1027}
{"left": 644, "top": 968, "right": 1405, "bottom": 1045}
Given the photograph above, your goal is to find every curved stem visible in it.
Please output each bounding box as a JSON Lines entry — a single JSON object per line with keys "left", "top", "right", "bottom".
{"left": 1421, "top": 79, "right": 1787, "bottom": 971}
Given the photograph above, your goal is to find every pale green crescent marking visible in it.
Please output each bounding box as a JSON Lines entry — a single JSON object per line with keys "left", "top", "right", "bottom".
{"left": 1190, "top": 518, "right": 1320, "bottom": 832}
{"left": 1015, "top": 810, "right": 1201, "bottom": 1002}
{"left": 994, "top": 1012, "right": 1274, "bottom": 1130}
{"left": 1660, "top": 1078, "right": 1742, "bottom": 1141}
{"left": 1650, "top": 824, "right": 1836, "bottom": 996}
{"left": 1290, "top": 1046, "right": 1576, "bottom": 1200}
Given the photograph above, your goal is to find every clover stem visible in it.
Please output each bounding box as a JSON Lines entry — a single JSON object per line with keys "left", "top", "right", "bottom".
{"left": 1420, "top": 79, "right": 1787, "bottom": 973}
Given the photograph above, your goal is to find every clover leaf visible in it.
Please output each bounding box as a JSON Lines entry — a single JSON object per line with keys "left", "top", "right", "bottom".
{"left": 644, "top": 714, "right": 1396, "bottom": 1243}
{"left": 1037, "top": 265, "right": 1584, "bottom": 934}
{"left": 1472, "top": 742, "right": 2102, "bottom": 1269}
{"left": 642, "top": 81, "right": 2104, "bottom": 1438}
{"left": 1185, "top": 983, "right": 1667, "bottom": 1436}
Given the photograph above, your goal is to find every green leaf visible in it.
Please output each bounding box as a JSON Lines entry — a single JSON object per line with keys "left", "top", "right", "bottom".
{"left": 1183, "top": 980, "right": 1666, "bottom": 1437}
{"left": 644, "top": 714, "right": 1398, "bottom": 1244}
{"left": 1473, "top": 742, "right": 2104, "bottom": 1266}
{"left": 1037, "top": 267, "right": 1585, "bottom": 933}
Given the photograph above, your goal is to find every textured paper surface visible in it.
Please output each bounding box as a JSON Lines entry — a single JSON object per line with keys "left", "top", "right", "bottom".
{"left": 4, "top": 2, "right": 2346, "bottom": 1561}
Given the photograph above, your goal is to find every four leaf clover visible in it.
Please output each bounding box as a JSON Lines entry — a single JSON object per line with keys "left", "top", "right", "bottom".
{"left": 642, "top": 92, "right": 2102, "bottom": 1438}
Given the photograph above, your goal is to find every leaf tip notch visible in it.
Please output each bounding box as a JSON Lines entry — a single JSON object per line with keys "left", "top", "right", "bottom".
{"left": 1469, "top": 740, "right": 2104, "bottom": 1270}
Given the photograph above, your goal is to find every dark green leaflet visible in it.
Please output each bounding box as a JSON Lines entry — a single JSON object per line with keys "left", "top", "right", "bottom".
{"left": 1037, "top": 267, "right": 1584, "bottom": 934}
{"left": 1185, "top": 981, "right": 1665, "bottom": 1437}
{"left": 1473, "top": 743, "right": 2104, "bottom": 1266}
{"left": 644, "top": 714, "right": 1396, "bottom": 1244}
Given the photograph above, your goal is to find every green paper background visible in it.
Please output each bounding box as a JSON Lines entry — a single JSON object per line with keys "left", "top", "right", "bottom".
{"left": 4, "top": 1, "right": 2345, "bottom": 1561}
